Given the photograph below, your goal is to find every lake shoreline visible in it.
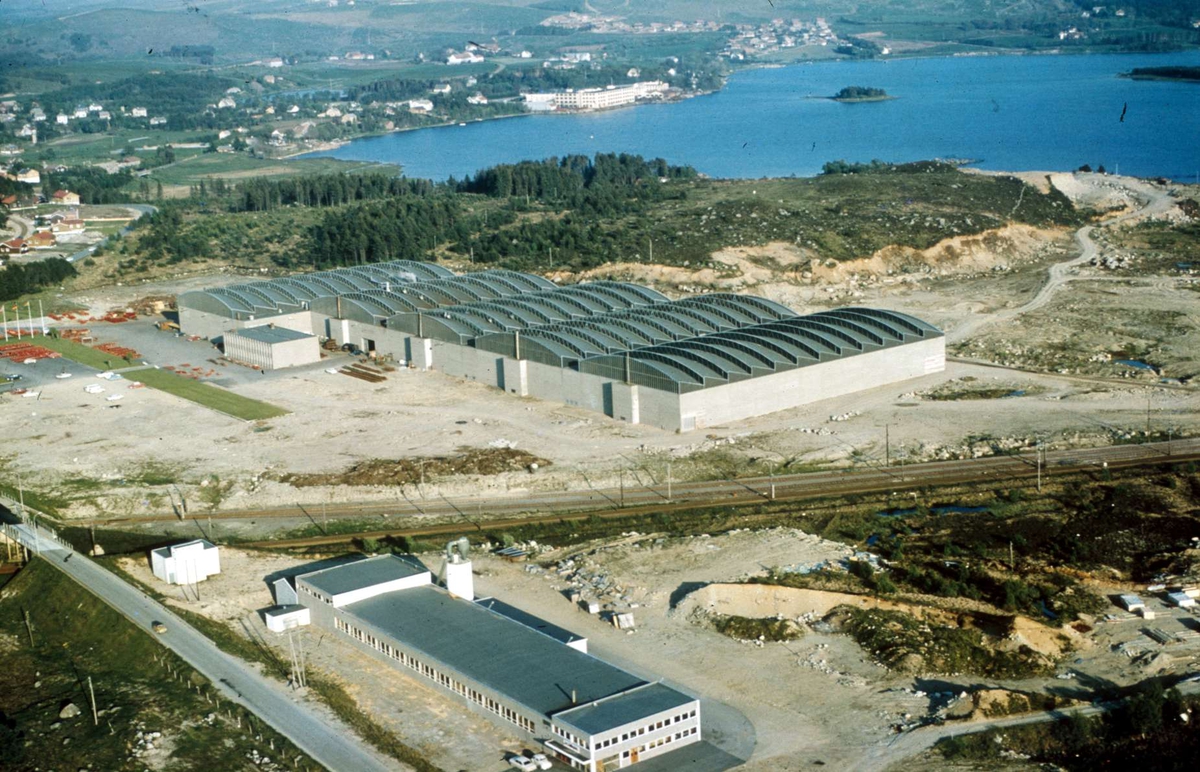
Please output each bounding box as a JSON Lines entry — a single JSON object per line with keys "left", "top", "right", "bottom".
{"left": 305, "top": 49, "right": 1200, "bottom": 182}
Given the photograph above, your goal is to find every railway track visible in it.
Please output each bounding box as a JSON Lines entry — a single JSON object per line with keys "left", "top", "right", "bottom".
{"left": 82, "top": 439, "right": 1200, "bottom": 547}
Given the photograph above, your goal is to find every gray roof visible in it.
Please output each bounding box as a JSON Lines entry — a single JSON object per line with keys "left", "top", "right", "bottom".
{"left": 345, "top": 585, "right": 655, "bottom": 725}
{"left": 578, "top": 307, "right": 943, "bottom": 394}
{"left": 474, "top": 597, "right": 587, "bottom": 648}
{"left": 177, "top": 260, "right": 454, "bottom": 321}
{"left": 555, "top": 682, "right": 695, "bottom": 736}
{"left": 299, "top": 555, "right": 427, "bottom": 597}
{"left": 265, "top": 604, "right": 307, "bottom": 617}
{"left": 233, "top": 326, "right": 315, "bottom": 345}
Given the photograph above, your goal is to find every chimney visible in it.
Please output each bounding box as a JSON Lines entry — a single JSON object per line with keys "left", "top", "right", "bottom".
{"left": 442, "top": 537, "right": 474, "bottom": 601}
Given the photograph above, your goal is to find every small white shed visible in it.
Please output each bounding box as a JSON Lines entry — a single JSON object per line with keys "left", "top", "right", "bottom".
{"left": 265, "top": 605, "right": 311, "bottom": 633}
{"left": 151, "top": 539, "right": 220, "bottom": 585}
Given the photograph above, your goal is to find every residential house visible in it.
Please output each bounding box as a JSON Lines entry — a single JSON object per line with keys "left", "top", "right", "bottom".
{"left": 73, "top": 106, "right": 88, "bottom": 119}
{"left": 446, "top": 51, "right": 484, "bottom": 65}
{"left": 217, "top": 97, "right": 236, "bottom": 109}
{"left": 88, "top": 103, "right": 103, "bottom": 113}
{"left": 0, "top": 238, "right": 29, "bottom": 255}
{"left": 15, "top": 169, "right": 39, "bottom": 184}
{"left": 51, "top": 218, "right": 85, "bottom": 234}
{"left": 56, "top": 113, "right": 70, "bottom": 125}
{"left": 266, "top": 57, "right": 284, "bottom": 68}
{"left": 131, "top": 107, "right": 148, "bottom": 118}
{"left": 431, "top": 84, "right": 452, "bottom": 95}
{"left": 149, "top": 116, "right": 167, "bottom": 126}
{"left": 51, "top": 190, "right": 81, "bottom": 206}
{"left": 287, "top": 105, "right": 300, "bottom": 114}
{"left": 467, "top": 92, "right": 489, "bottom": 105}
{"left": 98, "top": 111, "right": 111, "bottom": 120}
{"left": 30, "top": 109, "right": 46, "bottom": 122}
{"left": 16, "top": 124, "right": 35, "bottom": 138}
{"left": 28, "top": 231, "right": 57, "bottom": 249}
{"left": 408, "top": 99, "right": 434, "bottom": 113}
{"left": 340, "top": 113, "right": 358, "bottom": 124}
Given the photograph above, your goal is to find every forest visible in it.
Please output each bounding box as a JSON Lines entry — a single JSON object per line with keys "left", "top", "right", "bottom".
{"left": 117, "top": 155, "right": 1083, "bottom": 278}
{"left": 43, "top": 168, "right": 135, "bottom": 205}
{"left": 0, "top": 259, "right": 77, "bottom": 303}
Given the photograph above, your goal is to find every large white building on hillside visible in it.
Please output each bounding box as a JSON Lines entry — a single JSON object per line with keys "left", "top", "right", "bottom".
{"left": 178, "top": 262, "right": 945, "bottom": 432}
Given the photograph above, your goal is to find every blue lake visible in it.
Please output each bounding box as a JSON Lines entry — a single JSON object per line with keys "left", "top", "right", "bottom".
{"left": 308, "top": 51, "right": 1200, "bottom": 181}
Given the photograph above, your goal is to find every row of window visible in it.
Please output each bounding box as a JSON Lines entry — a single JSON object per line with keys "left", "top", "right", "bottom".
{"left": 594, "top": 708, "right": 698, "bottom": 750}
{"left": 551, "top": 723, "right": 587, "bottom": 752}
{"left": 334, "top": 616, "right": 536, "bottom": 734}
{"left": 604, "top": 728, "right": 699, "bottom": 765}
{"left": 300, "top": 584, "right": 332, "bottom": 604}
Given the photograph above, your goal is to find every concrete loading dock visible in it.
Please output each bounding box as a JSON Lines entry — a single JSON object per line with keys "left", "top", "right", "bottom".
{"left": 179, "top": 261, "right": 945, "bottom": 431}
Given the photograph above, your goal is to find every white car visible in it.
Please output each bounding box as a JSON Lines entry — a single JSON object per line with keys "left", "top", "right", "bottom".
{"left": 507, "top": 756, "right": 537, "bottom": 771}
{"left": 529, "top": 752, "right": 553, "bottom": 770}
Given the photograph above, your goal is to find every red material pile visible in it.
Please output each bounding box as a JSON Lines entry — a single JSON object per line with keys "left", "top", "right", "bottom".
{"left": 94, "top": 342, "right": 141, "bottom": 359}
{"left": 0, "top": 342, "right": 61, "bottom": 361}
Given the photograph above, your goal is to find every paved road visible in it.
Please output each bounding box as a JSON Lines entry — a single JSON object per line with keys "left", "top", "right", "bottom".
{"left": 948, "top": 176, "right": 1176, "bottom": 344}
{"left": 66, "top": 204, "right": 157, "bottom": 263}
{"left": 1, "top": 517, "right": 402, "bottom": 772}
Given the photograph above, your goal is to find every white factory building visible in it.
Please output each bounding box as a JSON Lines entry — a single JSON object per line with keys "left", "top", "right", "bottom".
{"left": 523, "top": 81, "right": 669, "bottom": 111}
{"left": 272, "top": 548, "right": 702, "bottom": 770}
{"left": 222, "top": 324, "right": 321, "bottom": 370}
{"left": 150, "top": 539, "right": 220, "bottom": 585}
{"left": 178, "top": 261, "right": 945, "bottom": 431}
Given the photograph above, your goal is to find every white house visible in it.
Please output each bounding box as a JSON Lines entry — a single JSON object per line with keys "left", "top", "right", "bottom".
{"left": 56, "top": 113, "right": 70, "bottom": 125}
{"left": 467, "top": 92, "right": 488, "bottom": 105}
{"left": 150, "top": 539, "right": 221, "bottom": 585}
{"left": 217, "top": 96, "right": 236, "bottom": 109}
{"left": 408, "top": 99, "right": 434, "bottom": 113}
{"left": 131, "top": 107, "right": 148, "bottom": 118}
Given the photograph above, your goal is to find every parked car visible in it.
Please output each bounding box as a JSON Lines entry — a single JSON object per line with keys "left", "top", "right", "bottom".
{"left": 2, "top": 374, "right": 21, "bottom": 382}
{"left": 529, "top": 752, "right": 553, "bottom": 770}
{"left": 507, "top": 755, "right": 537, "bottom": 771}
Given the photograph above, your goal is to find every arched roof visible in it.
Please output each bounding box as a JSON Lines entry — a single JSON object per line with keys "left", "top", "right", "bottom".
{"left": 178, "top": 261, "right": 455, "bottom": 321}
{"left": 391, "top": 281, "right": 670, "bottom": 341}
{"left": 578, "top": 307, "right": 942, "bottom": 393}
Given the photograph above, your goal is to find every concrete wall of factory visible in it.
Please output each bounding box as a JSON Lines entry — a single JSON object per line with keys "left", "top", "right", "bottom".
{"left": 299, "top": 319, "right": 943, "bottom": 432}
{"left": 179, "top": 306, "right": 243, "bottom": 341}
{"left": 180, "top": 307, "right": 316, "bottom": 342}
{"left": 677, "top": 336, "right": 945, "bottom": 431}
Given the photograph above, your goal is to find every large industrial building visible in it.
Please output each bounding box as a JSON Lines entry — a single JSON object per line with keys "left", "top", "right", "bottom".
{"left": 179, "top": 261, "right": 945, "bottom": 431}
{"left": 276, "top": 551, "right": 702, "bottom": 771}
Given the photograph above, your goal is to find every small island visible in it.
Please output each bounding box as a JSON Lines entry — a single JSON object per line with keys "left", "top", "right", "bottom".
{"left": 830, "top": 86, "right": 894, "bottom": 103}
{"left": 1121, "top": 66, "right": 1200, "bottom": 83}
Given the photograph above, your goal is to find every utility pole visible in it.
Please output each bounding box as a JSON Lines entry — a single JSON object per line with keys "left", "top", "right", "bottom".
{"left": 666, "top": 462, "right": 672, "bottom": 503}
{"left": 619, "top": 470, "right": 625, "bottom": 508}
{"left": 885, "top": 424, "right": 890, "bottom": 468}
{"left": 87, "top": 676, "right": 98, "bottom": 725}
{"left": 1147, "top": 396, "right": 1151, "bottom": 436}
{"left": 1037, "top": 441, "right": 1043, "bottom": 493}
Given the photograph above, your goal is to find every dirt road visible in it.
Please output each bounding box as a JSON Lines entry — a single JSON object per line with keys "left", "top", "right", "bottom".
{"left": 948, "top": 176, "right": 1176, "bottom": 344}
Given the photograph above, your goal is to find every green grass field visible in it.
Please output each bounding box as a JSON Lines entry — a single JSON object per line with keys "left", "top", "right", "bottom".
{"left": 148, "top": 153, "right": 401, "bottom": 187}
{"left": 31, "top": 337, "right": 288, "bottom": 420}
{"left": 131, "top": 367, "right": 289, "bottom": 420}
{"left": 0, "top": 559, "right": 315, "bottom": 771}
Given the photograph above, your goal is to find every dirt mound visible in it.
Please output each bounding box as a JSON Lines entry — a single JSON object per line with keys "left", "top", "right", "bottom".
{"left": 281, "top": 447, "right": 550, "bottom": 487}
{"left": 971, "top": 688, "right": 1078, "bottom": 719}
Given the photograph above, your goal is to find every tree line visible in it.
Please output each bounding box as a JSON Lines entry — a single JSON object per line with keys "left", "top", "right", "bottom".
{"left": 0, "top": 259, "right": 77, "bottom": 303}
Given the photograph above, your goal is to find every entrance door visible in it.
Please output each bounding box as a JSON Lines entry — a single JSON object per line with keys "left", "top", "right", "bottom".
{"left": 630, "top": 747, "right": 639, "bottom": 764}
